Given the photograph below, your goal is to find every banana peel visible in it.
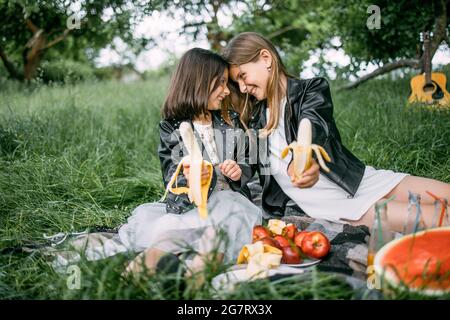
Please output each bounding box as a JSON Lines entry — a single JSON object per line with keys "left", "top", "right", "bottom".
{"left": 162, "top": 122, "right": 213, "bottom": 219}
{"left": 281, "top": 118, "right": 331, "bottom": 180}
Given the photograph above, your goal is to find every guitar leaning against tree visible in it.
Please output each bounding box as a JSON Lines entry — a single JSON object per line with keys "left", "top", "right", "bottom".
{"left": 408, "top": 32, "right": 450, "bottom": 107}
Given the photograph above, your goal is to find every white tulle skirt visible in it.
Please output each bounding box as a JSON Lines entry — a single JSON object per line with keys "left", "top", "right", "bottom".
{"left": 118, "top": 190, "right": 262, "bottom": 263}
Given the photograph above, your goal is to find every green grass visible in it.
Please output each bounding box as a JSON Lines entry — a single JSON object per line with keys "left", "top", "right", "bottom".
{"left": 0, "top": 74, "right": 449, "bottom": 299}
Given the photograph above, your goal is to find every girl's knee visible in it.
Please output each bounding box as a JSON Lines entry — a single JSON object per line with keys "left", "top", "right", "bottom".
{"left": 343, "top": 205, "right": 375, "bottom": 228}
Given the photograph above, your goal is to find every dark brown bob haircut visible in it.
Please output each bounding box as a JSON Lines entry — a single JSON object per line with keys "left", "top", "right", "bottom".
{"left": 162, "top": 48, "right": 229, "bottom": 121}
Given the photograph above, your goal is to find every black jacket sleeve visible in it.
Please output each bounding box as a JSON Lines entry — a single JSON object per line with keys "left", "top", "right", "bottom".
{"left": 158, "top": 120, "right": 187, "bottom": 188}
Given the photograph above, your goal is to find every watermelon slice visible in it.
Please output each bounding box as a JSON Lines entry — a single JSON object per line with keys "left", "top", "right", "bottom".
{"left": 374, "top": 227, "right": 450, "bottom": 295}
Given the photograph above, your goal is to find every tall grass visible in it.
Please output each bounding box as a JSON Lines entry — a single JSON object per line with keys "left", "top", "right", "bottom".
{"left": 0, "top": 74, "right": 449, "bottom": 299}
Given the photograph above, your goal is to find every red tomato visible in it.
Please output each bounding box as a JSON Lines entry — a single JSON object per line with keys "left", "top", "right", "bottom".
{"left": 301, "top": 231, "right": 331, "bottom": 259}
{"left": 274, "top": 235, "right": 291, "bottom": 248}
{"left": 283, "top": 224, "right": 298, "bottom": 240}
{"left": 252, "top": 225, "right": 271, "bottom": 243}
{"left": 294, "top": 231, "right": 310, "bottom": 248}
{"left": 281, "top": 245, "right": 302, "bottom": 264}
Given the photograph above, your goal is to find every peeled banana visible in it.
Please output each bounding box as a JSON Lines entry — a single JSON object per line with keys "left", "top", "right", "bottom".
{"left": 236, "top": 241, "right": 282, "bottom": 278}
{"left": 236, "top": 241, "right": 282, "bottom": 264}
{"left": 281, "top": 118, "right": 331, "bottom": 180}
{"left": 246, "top": 253, "right": 282, "bottom": 278}
{"left": 162, "top": 122, "right": 213, "bottom": 219}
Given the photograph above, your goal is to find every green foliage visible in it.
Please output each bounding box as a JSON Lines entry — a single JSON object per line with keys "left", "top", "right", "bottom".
{"left": 40, "top": 59, "right": 95, "bottom": 83}
{"left": 225, "top": 0, "right": 449, "bottom": 76}
{"left": 227, "top": 0, "right": 317, "bottom": 74}
{"left": 329, "top": 0, "right": 438, "bottom": 63}
{"left": 0, "top": 0, "right": 164, "bottom": 80}
{"left": 1, "top": 0, "right": 446, "bottom": 81}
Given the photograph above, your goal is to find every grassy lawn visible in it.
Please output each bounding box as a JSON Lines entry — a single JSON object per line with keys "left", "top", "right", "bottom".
{"left": 0, "top": 72, "right": 449, "bottom": 299}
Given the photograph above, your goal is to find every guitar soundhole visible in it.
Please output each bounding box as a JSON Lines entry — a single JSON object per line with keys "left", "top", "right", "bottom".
{"left": 423, "top": 83, "right": 436, "bottom": 93}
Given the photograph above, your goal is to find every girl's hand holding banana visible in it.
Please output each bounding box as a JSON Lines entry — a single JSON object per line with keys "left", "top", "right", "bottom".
{"left": 182, "top": 162, "right": 211, "bottom": 186}
{"left": 219, "top": 159, "right": 242, "bottom": 181}
{"left": 282, "top": 118, "right": 331, "bottom": 189}
{"left": 287, "top": 159, "right": 320, "bottom": 188}
{"left": 162, "top": 122, "right": 213, "bottom": 219}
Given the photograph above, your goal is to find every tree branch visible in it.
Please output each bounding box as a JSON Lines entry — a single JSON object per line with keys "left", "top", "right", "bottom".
{"left": 339, "top": 59, "right": 420, "bottom": 90}
{"left": 44, "top": 29, "right": 71, "bottom": 50}
{"left": 25, "top": 18, "right": 39, "bottom": 34}
{"left": 267, "top": 25, "right": 302, "bottom": 39}
{"left": 182, "top": 21, "right": 207, "bottom": 30}
{"left": 0, "top": 46, "right": 23, "bottom": 80}
{"left": 428, "top": 0, "right": 448, "bottom": 57}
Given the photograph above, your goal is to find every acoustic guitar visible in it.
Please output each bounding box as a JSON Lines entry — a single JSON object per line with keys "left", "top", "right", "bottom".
{"left": 408, "top": 32, "right": 450, "bottom": 107}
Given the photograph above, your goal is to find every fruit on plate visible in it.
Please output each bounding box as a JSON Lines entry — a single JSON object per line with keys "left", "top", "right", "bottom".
{"left": 252, "top": 225, "right": 271, "bottom": 242}
{"left": 161, "top": 122, "right": 213, "bottom": 219}
{"left": 274, "top": 235, "right": 291, "bottom": 248}
{"left": 281, "top": 118, "right": 331, "bottom": 179}
{"left": 374, "top": 227, "right": 450, "bottom": 295}
{"left": 248, "top": 221, "right": 331, "bottom": 264}
{"left": 294, "top": 231, "right": 310, "bottom": 248}
{"left": 283, "top": 223, "right": 298, "bottom": 240}
{"left": 300, "top": 231, "right": 331, "bottom": 259}
{"left": 281, "top": 245, "right": 302, "bottom": 264}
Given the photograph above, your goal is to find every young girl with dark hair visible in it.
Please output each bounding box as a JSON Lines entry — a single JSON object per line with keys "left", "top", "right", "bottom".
{"left": 118, "top": 48, "right": 261, "bottom": 275}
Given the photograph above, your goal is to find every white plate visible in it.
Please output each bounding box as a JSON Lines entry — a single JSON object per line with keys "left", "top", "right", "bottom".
{"left": 282, "top": 257, "right": 321, "bottom": 268}
{"left": 212, "top": 265, "right": 305, "bottom": 292}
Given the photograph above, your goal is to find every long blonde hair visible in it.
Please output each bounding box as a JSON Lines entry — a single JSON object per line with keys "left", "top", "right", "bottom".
{"left": 222, "top": 32, "right": 292, "bottom": 136}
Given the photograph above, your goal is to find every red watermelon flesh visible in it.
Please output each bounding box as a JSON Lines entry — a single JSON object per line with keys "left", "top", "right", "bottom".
{"left": 377, "top": 228, "right": 450, "bottom": 291}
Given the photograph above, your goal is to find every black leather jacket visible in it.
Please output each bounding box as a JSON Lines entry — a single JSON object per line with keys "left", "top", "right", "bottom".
{"left": 158, "top": 109, "right": 253, "bottom": 214}
{"left": 248, "top": 77, "right": 366, "bottom": 217}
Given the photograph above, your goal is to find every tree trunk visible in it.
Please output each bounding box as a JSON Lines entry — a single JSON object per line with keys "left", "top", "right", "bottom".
{"left": 0, "top": 46, "right": 23, "bottom": 81}
{"left": 1, "top": 18, "right": 73, "bottom": 81}
{"left": 206, "top": 0, "right": 225, "bottom": 52}
{"left": 23, "top": 30, "right": 47, "bottom": 81}
{"left": 207, "top": 28, "right": 225, "bottom": 52}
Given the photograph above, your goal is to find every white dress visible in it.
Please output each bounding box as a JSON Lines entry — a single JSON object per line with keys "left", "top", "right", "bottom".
{"left": 267, "top": 98, "right": 409, "bottom": 222}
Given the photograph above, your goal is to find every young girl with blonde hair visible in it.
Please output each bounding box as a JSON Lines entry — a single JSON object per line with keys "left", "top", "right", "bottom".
{"left": 222, "top": 32, "right": 450, "bottom": 232}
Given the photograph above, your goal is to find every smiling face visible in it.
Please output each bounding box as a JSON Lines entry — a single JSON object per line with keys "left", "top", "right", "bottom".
{"left": 229, "top": 49, "right": 272, "bottom": 101}
{"left": 208, "top": 68, "right": 230, "bottom": 110}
